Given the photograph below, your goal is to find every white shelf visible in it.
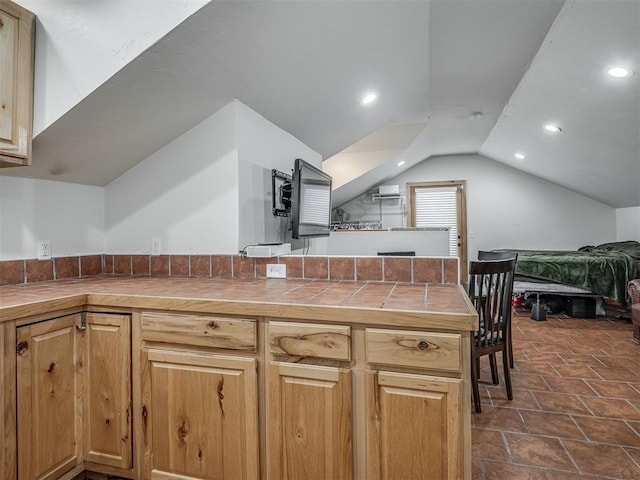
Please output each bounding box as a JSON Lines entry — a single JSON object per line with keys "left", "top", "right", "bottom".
{"left": 371, "top": 193, "right": 406, "bottom": 201}
{"left": 245, "top": 243, "right": 291, "bottom": 257}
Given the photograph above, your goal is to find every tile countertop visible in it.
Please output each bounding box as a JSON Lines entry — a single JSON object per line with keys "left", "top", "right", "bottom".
{"left": 0, "top": 276, "right": 478, "bottom": 331}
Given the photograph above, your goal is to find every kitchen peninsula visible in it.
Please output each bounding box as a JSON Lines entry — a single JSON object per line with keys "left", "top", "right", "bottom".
{"left": 1, "top": 275, "right": 477, "bottom": 480}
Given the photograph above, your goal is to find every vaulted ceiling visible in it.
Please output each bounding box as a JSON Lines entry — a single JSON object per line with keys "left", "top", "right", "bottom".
{"left": 5, "top": 0, "right": 639, "bottom": 209}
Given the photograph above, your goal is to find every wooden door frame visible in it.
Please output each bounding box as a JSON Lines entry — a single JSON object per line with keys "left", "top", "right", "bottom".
{"left": 407, "top": 180, "right": 468, "bottom": 282}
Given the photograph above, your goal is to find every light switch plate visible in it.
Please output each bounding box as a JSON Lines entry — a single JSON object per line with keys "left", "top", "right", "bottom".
{"left": 266, "top": 264, "right": 286, "bottom": 278}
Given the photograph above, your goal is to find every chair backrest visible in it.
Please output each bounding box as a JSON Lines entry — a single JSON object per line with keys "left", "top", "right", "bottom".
{"left": 478, "top": 250, "right": 518, "bottom": 305}
{"left": 477, "top": 250, "right": 518, "bottom": 261}
{"left": 468, "top": 258, "right": 517, "bottom": 348}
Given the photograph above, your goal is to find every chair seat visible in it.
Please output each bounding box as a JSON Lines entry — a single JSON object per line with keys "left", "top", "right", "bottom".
{"left": 475, "top": 315, "right": 507, "bottom": 345}
{"left": 474, "top": 329, "right": 503, "bottom": 345}
{"left": 474, "top": 335, "right": 505, "bottom": 347}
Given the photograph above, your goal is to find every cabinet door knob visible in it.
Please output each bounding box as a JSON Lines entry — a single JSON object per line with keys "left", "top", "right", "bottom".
{"left": 142, "top": 405, "right": 148, "bottom": 437}
{"left": 16, "top": 341, "right": 28, "bottom": 355}
{"left": 76, "top": 312, "right": 87, "bottom": 331}
{"left": 417, "top": 340, "right": 429, "bottom": 351}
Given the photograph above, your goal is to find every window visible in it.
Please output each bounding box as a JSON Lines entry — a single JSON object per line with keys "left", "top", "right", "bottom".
{"left": 408, "top": 181, "right": 467, "bottom": 280}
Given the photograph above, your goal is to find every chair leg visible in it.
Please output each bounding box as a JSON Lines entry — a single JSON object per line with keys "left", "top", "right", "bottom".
{"left": 502, "top": 346, "right": 513, "bottom": 401}
{"left": 471, "top": 354, "right": 482, "bottom": 413}
{"left": 509, "top": 338, "right": 514, "bottom": 368}
{"left": 508, "top": 321, "right": 515, "bottom": 368}
{"left": 489, "top": 353, "right": 499, "bottom": 384}
{"left": 476, "top": 357, "right": 481, "bottom": 380}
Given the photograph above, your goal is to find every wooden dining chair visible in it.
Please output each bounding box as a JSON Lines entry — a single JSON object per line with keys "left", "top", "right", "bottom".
{"left": 478, "top": 250, "right": 518, "bottom": 369}
{"left": 468, "top": 258, "right": 517, "bottom": 413}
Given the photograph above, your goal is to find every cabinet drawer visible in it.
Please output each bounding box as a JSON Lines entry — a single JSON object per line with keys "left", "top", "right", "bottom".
{"left": 269, "top": 321, "right": 351, "bottom": 360}
{"left": 141, "top": 312, "right": 256, "bottom": 351}
{"left": 366, "top": 328, "right": 461, "bottom": 372}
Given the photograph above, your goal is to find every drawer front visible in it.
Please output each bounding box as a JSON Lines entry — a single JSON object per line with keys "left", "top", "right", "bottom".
{"left": 269, "top": 321, "right": 351, "bottom": 361}
{"left": 141, "top": 312, "right": 256, "bottom": 351}
{"left": 366, "top": 328, "right": 461, "bottom": 372}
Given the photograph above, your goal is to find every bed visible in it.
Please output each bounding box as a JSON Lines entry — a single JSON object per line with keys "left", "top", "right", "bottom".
{"left": 495, "top": 240, "right": 640, "bottom": 307}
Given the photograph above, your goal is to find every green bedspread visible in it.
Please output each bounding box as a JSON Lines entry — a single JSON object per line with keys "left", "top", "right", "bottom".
{"left": 508, "top": 245, "right": 638, "bottom": 306}
{"left": 579, "top": 240, "right": 640, "bottom": 260}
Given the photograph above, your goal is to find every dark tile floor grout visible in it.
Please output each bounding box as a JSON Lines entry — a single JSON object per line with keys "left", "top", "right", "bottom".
{"left": 472, "top": 305, "right": 640, "bottom": 480}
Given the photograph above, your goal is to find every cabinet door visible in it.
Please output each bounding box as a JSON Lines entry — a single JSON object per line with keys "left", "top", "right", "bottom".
{"left": 366, "top": 371, "right": 463, "bottom": 480}
{"left": 1, "top": 321, "right": 17, "bottom": 480}
{"left": 0, "top": 0, "right": 34, "bottom": 166}
{"left": 268, "top": 362, "right": 352, "bottom": 480}
{"left": 16, "top": 314, "right": 82, "bottom": 480}
{"left": 82, "top": 313, "right": 132, "bottom": 469}
{"left": 141, "top": 349, "right": 258, "bottom": 479}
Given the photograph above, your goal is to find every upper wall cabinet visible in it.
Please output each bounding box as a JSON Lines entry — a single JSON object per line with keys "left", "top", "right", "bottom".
{"left": 0, "top": 0, "right": 35, "bottom": 167}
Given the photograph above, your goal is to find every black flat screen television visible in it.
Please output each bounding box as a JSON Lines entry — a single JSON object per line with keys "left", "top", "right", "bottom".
{"left": 291, "top": 158, "right": 332, "bottom": 239}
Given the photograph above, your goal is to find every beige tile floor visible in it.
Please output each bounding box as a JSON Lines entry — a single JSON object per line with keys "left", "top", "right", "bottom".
{"left": 472, "top": 305, "right": 640, "bottom": 480}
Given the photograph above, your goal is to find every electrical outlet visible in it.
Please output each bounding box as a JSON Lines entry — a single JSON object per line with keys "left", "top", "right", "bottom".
{"left": 266, "top": 263, "right": 286, "bottom": 278}
{"left": 37, "top": 240, "right": 51, "bottom": 260}
{"left": 151, "top": 237, "right": 162, "bottom": 256}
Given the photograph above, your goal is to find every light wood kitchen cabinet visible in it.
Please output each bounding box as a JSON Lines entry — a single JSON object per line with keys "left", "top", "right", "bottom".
{"left": 16, "top": 314, "right": 83, "bottom": 480}
{"left": 138, "top": 312, "right": 259, "bottom": 480}
{"left": 267, "top": 362, "right": 352, "bottom": 479}
{"left": 0, "top": 0, "right": 35, "bottom": 167}
{"left": 266, "top": 321, "right": 353, "bottom": 480}
{"left": 16, "top": 312, "right": 132, "bottom": 480}
{"left": 3, "top": 283, "right": 474, "bottom": 480}
{"left": 1, "top": 320, "right": 17, "bottom": 480}
{"left": 82, "top": 313, "right": 132, "bottom": 471}
{"left": 364, "top": 327, "right": 468, "bottom": 480}
{"left": 266, "top": 321, "right": 470, "bottom": 480}
{"left": 268, "top": 321, "right": 351, "bottom": 361}
{"left": 365, "top": 371, "right": 463, "bottom": 480}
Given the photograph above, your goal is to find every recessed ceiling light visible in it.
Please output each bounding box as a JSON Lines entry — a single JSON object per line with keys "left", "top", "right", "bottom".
{"left": 361, "top": 92, "right": 378, "bottom": 105}
{"left": 397, "top": 160, "right": 406, "bottom": 167}
{"left": 543, "top": 124, "right": 562, "bottom": 133}
{"left": 607, "top": 66, "right": 632, "bottom": 78}
{"left": 514, "top": 152, "right": 526, "bottom": 160}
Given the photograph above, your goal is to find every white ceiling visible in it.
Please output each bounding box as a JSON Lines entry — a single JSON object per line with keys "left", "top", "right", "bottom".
{"left": 480, "top": 0, "right": 640, "bottom": 208}
{"left": 5, "top": 0, "right": 639, "bottom": 209}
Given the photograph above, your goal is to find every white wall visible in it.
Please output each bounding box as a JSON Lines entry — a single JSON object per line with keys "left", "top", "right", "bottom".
{"left": 104, "top": 102, "right": 239, "bottom": 255}
{"left": 104, "top": 100, "right": 324, "bottom": 255}
{"left": 0, "top": 176, "right": 104, "bottom": 260}
{"left": 0, "top": 101, "right": 324, "bottom": 259}
{"left": 235, "top": 102, "right": 324, "bottom": 254}
{"left": 19, "top": 0, "right": 209, "bottom": 136}
{"left": 616, "top": 207, "right": 640, "bottom": 241}
{"left": 338, "top": 154, "right": 617, "bottom": 259}
{"left": 338, "top": 189, "right": 406, "bottom": 229}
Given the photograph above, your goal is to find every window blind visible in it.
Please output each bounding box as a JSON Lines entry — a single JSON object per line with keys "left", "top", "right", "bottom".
{"left": 414, "top": 186, "right": 458, "bottom": 256}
